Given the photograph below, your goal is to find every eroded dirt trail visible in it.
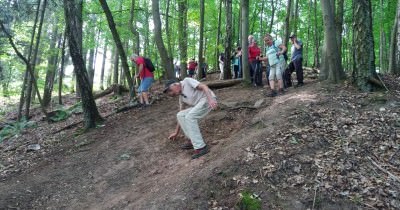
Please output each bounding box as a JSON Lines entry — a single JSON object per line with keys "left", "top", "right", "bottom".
{"left": 1, "top": 78, "right": 399, "bottom": 209}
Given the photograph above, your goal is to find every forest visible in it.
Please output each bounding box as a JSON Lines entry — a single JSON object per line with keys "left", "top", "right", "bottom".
{"left": 0, "top": 0, "right": 400, "bottom": 209}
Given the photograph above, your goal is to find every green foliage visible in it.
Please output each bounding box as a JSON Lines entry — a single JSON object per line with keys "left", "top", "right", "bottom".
{"left": 235, "top": 191, "right": 262, "bottom": 210}
{"left": 49, "top": 109, "right": 70, "bottom": 122}
{"left": 0, "top": 119, "right": 36, "bottom": 143}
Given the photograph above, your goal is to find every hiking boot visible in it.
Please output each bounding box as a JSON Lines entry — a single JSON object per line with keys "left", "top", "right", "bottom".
{"left": 278, "top": 89, "right": 285, "bottom": 95}
{"left": 180, "top": 141, "right": 194, "bottom": 150}
{"left": 295, "top": 83, "right": 304, "bottom": 88}
{"left": 266, "top": 90, "right": 278, "bottom": 97}
{"left": 192, "top": 145, "right": 209, "bottom": 159}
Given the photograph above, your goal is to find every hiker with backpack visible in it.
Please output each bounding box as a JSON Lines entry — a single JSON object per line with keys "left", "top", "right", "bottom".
{"left": 130, "top": 54, "right": 155, "bottom": 106}
{"left": 187, "top": 58, "right": 197, "bottom": 78}
{"left": 164, "top": 78, "right": 218, "bottom": 159}
{"left": 260, "top": 34, "right": 287, "bottom": 97}
{"left": 287, "top": 33, "right": 304, "bottom": 87}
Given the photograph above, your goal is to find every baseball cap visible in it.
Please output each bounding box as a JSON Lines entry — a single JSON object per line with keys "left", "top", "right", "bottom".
{"left": 289, "top": 32, "right": 296, "bottom": 38}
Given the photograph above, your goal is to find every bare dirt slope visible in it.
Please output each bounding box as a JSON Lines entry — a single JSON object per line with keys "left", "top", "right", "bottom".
{"left": 0, "top": 75, "right": 399, "bottom": 209}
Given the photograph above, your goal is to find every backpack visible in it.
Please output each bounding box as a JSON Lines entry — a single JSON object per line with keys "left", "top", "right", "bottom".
{"left": 143, "top": 57, "right": 155, "bottom": 72}
{"left": 272, "top": 41, "right": 288, "bottom": 61}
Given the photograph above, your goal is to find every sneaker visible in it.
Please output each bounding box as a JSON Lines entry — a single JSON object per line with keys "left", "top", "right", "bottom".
{"left": 180, "top": 141, "right": 194, "bottom": 150}
{"left": 278, "top": 88, "right": 285, "bottom": 95}
{"left": 266, "top": 90, "right": 278, "bottom": 97}
{"left": 192, "top": 145, "right": 209, "bottom": 159}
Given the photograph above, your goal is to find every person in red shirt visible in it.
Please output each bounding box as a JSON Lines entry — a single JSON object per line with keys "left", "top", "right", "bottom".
{"left": 130, "top": 54, "right": 154, "bottom": 106}
{"left": 187, "top": 58, "right": 197, "bottom": 78}
{"left": 248, "top": 35, "right": 262, "bottom": 86}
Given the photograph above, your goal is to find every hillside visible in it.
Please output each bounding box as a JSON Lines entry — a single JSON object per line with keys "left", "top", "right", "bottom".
{"left": 0, "top": 74, "right": 399, "bottom": 209}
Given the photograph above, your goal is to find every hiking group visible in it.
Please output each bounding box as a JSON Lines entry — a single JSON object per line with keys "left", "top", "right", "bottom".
{"left": 130, "top": 32, "right": 304, "bottom": 159}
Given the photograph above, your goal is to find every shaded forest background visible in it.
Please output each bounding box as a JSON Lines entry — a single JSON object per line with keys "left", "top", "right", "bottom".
{"left": 0, "top": 0, "right": 399, "bottom": 129}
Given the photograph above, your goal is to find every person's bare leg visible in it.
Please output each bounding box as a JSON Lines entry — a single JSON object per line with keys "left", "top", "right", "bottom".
{"left": 142, "top": 92, "right": 150, "bottom": 105}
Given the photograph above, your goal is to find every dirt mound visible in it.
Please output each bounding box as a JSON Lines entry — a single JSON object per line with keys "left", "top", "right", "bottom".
{"left": 0, "top": 76, "right": 399, "bottom": 209}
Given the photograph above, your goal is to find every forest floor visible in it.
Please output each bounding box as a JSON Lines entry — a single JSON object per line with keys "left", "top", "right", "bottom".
{"left": 0, "top": 72, "right": 400, "bottom": 210}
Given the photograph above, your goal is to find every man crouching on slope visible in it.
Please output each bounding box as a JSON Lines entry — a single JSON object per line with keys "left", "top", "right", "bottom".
{"left": 164, "top": 78, "right": 218, "bottom": 159}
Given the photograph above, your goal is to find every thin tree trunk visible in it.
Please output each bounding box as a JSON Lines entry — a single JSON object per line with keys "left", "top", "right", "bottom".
{"left": 283, "top": 0, "right": 292, "bottom": 47}
{"left": 215, "top": 0, "right": 222, "bottom": 72}
{"left": 178, "top": 0, "right": 188, "bottom": 78}
{"left": 25, "top": 0, "right": 47, "bottom": 119}
{"left": 58, "top": 29, "right": 66, "bottom": 105}
{"left": 388, "top": 0, "right": 400, "bottom": 74}
{"left": 268, "top": 0, "right": 275, "bottom": 34}
{"left": 64, "top": 0, "right": 103, "bottom": 129}
{"left": 98, "top": 0, "right": 134, "bottom": 95}
{"left": 43, "top": 20, "right": 60, "bottom": 107}
{"left": 241, "top": 0, "right": 250, "bottom": 83}
{"left": 151, "top": 0, "right": 174, "bottom": 78}
{"left": 100, "top": 43, "right": 107, "bottom": 90}
{"left": 129, "top": 0, "right": 140, "bottom": 55}
{"left": 197, "top": 0, "right": 205, "bottom": 79}
{"left": 224, "top": 0, "right": 232, "bottom": 79}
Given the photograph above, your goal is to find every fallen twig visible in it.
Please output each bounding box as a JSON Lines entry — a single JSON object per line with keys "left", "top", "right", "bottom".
{"left": 367, "top": 156, "right": 400, "bottom": 183}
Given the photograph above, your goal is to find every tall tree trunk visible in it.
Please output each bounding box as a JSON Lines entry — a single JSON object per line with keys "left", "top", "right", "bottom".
{"left": 87, "top": 48, "right": 95, "bottom": 87}
{"left": 129, "top": 0, "right": 140, "bottom": 55}
{"left": 178, "top": 0, "right": 188, "bottom": 78}
{"left": 224, "top": 0, "right": 232, "bottom": 79}
{"left": 335, "top": 0, "right": 344, "bottom": 64}
{"left": 197, "top": 0, "right": 205, "bottom": 79}
{"left": 100, "top": 42, "right": 107, "bottom": 90}
{"left": 43, "top": 20, "right": 60, "bottom": 107}
{"left": 113, "top": 46, "right": 119, "bottom": 85}
{"left": 292, "top": 0, "right": 299, "bottom": 33}
{"left": 268, "top": 0, "right": 275, "bottom": 34}
{"left": 0, "top": 62, "right": 8, "bottom": 97}
{"left": 320, "top": 0, "right": 344, "bottom": 83}
{"left": 25, "top": 0, "right": 47, "bottom": 119}
{"left": 58, "top": 30, "right": 67, "bottom": 105}
{"left": 353, "top": 0, "right": 381, "bottom": 90}
{"left": 151, "top": 0, "right": 174, "bottom": 78}
{"left": 16, "top": 0, "right": 41, "bottom": 120}
{"left": 215, "top": 0, "right": 222, "bottom": 72}
{"left": 283, "top": 0, "right": 292, "bottom": 47}
{"left": 98, "top": 0, "right": 134, "bottom": 94}
{"left": 389, "top": 0, "right": 400, "bottom": 75}
{"left": 165, "top": 0, "right": 173, "bottom": 55}
{"left": 313, "top": 0, "right": 320, "bottom": 68}
{"left": 64, "top": 0, "right": 103, "bottom": 129}
{"left": 379, "top": 0, "right": 387, "bottom": 73}
{"left": 241, "top": 0, "right": 250, "bottom": 83}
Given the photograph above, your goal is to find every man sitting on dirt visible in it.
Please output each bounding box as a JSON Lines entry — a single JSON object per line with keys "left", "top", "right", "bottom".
{"left": 164, "top": 78, "right": 218, "bottom": 159}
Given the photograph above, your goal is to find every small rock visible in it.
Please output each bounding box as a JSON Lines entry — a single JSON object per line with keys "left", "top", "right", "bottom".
{"left": 379, "top": 107, "right": 386, "bottom": 112}
{"left": 26, "top": 144, "right": 41, "bottom": 152}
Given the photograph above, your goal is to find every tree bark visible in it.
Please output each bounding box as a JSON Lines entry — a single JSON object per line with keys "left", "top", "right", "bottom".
{"left": 197, "top": 0, "right": 205, "bottom": 79}
{"left": 129, "top": 0, "right": 140, "bottom": 55}
{"left": 320, "top": 0, "right": 345, "bottom": 83}
{"left": 268, "top": 0, "right": 275, "bottom": 34}
{"left": 241, "top": 0, "right": 250, "bottom": 83}
{"left": 100, "top": 42, "right": 107, "bottom": 90}
{"left": 64, "top": 0, "right": 103, "bottom": 129}
{"left": 283, "top": 0, "right": 292, "bottom": 47}
{"left": 25, "top": 0, "right": 47, "bottom": 119}
{"left": 215, "top": 0, "right": 222, "bottom": 73}
{"left": 151, "top": 0, "right": 174, "bottom": 79}
{"left": 389, "top": 0, "right": 400, "bottom": 75}
{"left": 43, "top": 20, "right": 60, "bottom": 107}
{"left": 98, "top": 0, "right": 134, "bottom": 94}
{"left": 352, "top": 0, "right": 382, "bottom": 91}
{"left": 58, "top": 29, "right": 67, "bottom": 105}
{"left": 178, "top": 0, "right": 188, "bottom": 78}
{"left": 224, "top": 0, "right": 233, "bottom": 79}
